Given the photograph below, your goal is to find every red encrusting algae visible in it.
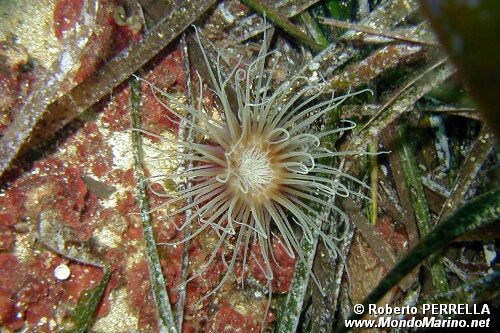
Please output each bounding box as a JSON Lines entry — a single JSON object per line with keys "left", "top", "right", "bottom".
{"left": 0, "top": 3, "right": 298, "bottom": 330}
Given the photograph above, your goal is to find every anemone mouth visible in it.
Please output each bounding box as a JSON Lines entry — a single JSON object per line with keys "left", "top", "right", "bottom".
{"left": 231, "top": 144, "right": 274, "bottom": 191}
{"left": 222, "top": 129, "right": 284, "bottom": 200}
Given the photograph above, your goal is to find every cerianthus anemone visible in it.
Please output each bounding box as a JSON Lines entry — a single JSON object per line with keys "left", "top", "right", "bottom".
{"left": 136, "top": 27, "right": 370, "bottom": 307}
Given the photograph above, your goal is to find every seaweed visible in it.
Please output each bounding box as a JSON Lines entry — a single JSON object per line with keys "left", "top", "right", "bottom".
{"left": 65, "top": 269, "right": 111, "bottom": 333}
{"left": 339, "top": 188, "right": 500, "bottom": 332}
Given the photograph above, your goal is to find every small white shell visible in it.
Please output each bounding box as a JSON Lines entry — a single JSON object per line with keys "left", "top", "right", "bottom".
{"left": 54, "top": 264, "right": 71, "bottom": 280}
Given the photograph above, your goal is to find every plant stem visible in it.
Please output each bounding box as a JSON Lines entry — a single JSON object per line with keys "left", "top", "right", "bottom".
{"left": 398, "top": 124, "right": 448, "bottom": 292}
{"left": 130, "top": 77, "right": 177, "bottom": 333}
{"left": 240, "top": 0, "right": 327, "bottom": 51}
